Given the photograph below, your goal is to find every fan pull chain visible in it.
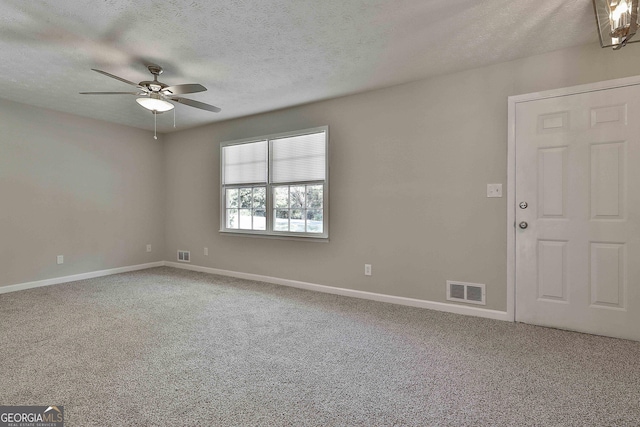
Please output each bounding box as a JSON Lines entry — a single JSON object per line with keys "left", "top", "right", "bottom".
{"left": 154, "top": 111, "right": 157, "bottom": 140}
{"left": 173, "top": 107, "right": 176, "bottom": 128}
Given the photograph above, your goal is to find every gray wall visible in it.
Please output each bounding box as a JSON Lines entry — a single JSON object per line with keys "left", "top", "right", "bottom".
{"left": 4, "top": 42, "right": 640, "bottom": 308}
{"left": 0, "top": 99, "right": 165, "bottom": 287}
{"left": 164, "top": 43, "right": 640, "bottom": 312}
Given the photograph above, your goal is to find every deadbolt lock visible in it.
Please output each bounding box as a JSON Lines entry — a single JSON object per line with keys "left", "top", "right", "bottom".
{"left": 519, "top": 201, "right": 528, "bottom": 209}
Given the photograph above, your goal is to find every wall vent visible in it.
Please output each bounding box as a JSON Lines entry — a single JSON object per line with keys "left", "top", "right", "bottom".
{"left": 446, "top": 280, "right": 486, "bottom": 305}
{"left": 177, "top": 250, "right": 191, "bottom": 263}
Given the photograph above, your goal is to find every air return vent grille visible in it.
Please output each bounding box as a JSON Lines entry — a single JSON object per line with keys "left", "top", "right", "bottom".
{"left": 446, "top": 281, "right": 486, "bottom": 305}
{"left": 177, "top": 250, "right": 191, "bottom": 263}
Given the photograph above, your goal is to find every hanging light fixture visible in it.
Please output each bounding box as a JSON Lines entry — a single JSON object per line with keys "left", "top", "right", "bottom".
{"left": 134, "top": 93, "right": 175, "bottom": 139}
{"left": 594, "top": 0, "right": 639, "bottom": 49}
{"left": 136, "top": 92, "right": 175, "bottom": 112}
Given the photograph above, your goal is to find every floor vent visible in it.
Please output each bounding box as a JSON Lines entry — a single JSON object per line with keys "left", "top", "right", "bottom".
{"left": 177, "top": 250, "right": 191, "bottom": 263}
{"left": 446, "top": 281, "right": 486, "bottom": 305}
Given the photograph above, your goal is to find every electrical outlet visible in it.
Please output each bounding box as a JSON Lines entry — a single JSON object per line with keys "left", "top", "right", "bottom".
{"left": 204, "top": 247, "right": 209, "bottom": 256}
{"left": 364, "top": 264, "right": 372, "bottom": 276}
{"left": 57, "top": 255, "right": 64, "bottom": 265}
{"left": 146, "top": 244, "right": 152, "bottom": 252}
{"left": 487, "top": 183, "right": 502, "bottom": 198}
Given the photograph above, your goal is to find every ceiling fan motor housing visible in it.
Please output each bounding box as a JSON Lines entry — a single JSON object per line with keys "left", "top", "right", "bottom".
{"left": 139, "top": 65, "right": 168, "bottom": 92}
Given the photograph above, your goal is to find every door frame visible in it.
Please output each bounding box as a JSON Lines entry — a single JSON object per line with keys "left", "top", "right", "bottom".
{"left": 506, "top": 75, "right": 640, "bottom": 322}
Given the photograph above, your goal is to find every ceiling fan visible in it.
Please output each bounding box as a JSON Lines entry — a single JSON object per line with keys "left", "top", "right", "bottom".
{"left": 80, "top": 64, "right": 221, "bottom": 114}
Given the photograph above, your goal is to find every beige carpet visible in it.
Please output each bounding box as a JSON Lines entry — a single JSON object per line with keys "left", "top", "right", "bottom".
{"left": 1, "top": 267, "right": 639, "bottom": 426}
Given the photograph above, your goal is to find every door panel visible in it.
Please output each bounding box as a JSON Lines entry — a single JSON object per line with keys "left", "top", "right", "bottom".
{"left": 515, "top": 85, "right": 640, "bottom": 341}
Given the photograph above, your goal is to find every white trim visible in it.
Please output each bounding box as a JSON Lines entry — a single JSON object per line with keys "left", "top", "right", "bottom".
{"left": 0, "top": 262, "right": 164, "bottom": 294}
{"left": 165, "top": 262, "right": 510, "bottom": 321}
{"left": 507, "top": 91, "right": 517, "bottom": 322}
{"left": 506, "top": 74, "right": 640, "bottom": 323}
{"left": 219, "top": 230, "right": 329, "bottom": 242}
{"left": 0, "top": 259, "right": 510, "bottom": 321}
{"left": 509, "top": 75, "right": 640, "bottom": 105}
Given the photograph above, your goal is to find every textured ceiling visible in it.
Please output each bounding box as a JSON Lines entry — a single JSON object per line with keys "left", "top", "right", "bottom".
{"left": 0, "top": 0, "right": 596, "bottom": 133}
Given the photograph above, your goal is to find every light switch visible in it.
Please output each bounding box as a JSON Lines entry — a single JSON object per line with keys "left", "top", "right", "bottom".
{"left": 487, "top": 184, "right": 502, "bottom": 198}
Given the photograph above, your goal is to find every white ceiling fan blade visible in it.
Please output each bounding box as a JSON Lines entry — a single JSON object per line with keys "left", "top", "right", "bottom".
{"left": 170, "top": 96, "right": 221, "bottom": 113}
{"left": 163, "top": 83, "right": 207, "bottom": 95}
{"left": 91, "top": 68, "right": 145, "bottom": 90}
{"left": 79, "top": 91, "right": 140, "bottom": 95}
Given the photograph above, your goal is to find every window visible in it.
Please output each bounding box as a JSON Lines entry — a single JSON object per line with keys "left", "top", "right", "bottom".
{"left": 220, "top": 126, "right": 328, "bottom": 239}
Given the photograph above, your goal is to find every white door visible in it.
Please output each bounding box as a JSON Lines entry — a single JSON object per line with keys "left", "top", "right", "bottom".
{"left": 515, "top": 84, "right": 640, "bottom": 341}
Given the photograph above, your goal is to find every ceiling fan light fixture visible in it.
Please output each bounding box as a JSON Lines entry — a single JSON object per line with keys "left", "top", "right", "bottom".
{"left": 136, "top": 95, "right": 174, "bottom": 112}
{"left": 593, "top": 0, "right": 640, "bottom": 49}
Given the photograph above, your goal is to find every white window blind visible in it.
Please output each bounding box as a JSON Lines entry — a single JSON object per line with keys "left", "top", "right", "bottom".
{"left": 270, "top": 131, "right": 326, "bottom": 184}
{"left": 222, "top": 140, "right": 267, "bottom": 185}
{"left": 220, "top": 126, "right": 328, "bottom": 239}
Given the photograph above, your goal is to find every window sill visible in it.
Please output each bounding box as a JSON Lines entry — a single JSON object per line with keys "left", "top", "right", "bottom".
{"left": 219, "top": 230, "right": 329, "bottom": 242}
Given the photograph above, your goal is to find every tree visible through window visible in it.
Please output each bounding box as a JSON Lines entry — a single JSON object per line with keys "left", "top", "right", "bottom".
{"left": 220, "top": 127, "right": 328, "bottom": 239}
{"left": 274, "top": 184, "right": 323, "bottom": 233}
{"left": 225, "top": 186, "right": 266, "bottom": 230}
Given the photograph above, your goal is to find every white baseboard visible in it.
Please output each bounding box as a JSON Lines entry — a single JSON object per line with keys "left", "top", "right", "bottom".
{"left": 2, "top": 260, "right": 510, "bottom": 322}
{"left": 0, "top": 261, "right": 165, "bottom": 294}
{"left": 165, "top": 262, "right": 511, "bottom": 322}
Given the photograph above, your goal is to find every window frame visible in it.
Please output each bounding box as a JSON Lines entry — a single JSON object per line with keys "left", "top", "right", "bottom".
{"left": 219, "top": 126, "right": 329, "bottom": 240}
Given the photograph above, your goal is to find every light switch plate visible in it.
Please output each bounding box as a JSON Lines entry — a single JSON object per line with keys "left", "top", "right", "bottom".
{"left": 487, "top": 183, "right": 502, "bottom": 198}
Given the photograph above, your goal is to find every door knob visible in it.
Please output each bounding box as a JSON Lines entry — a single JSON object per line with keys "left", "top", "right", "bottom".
{"left": 519, "top": 221, "right": 528, "bottom": 229}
